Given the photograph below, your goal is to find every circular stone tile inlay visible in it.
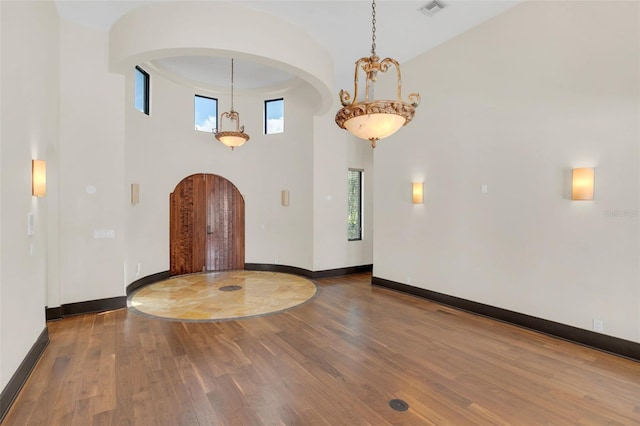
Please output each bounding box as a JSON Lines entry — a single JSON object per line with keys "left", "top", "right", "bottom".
{"left": 128, "top": 271, "right": 317, "bottom": 322}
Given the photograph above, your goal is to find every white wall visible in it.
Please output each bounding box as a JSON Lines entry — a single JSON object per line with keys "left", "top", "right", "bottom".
{"left": 374, "top": 1, "right": 639, "bottom": 342}
{"left": 312, "top": 100, "right": 374, "bottom": 271}
{"left": 57, "top": 20, "right": 126, "bottom": 304}
{"left": 0, "top": 0, "right": 58, "bottom": 388}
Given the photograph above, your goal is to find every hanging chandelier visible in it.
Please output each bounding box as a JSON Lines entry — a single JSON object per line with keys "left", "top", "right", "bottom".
{"left": 214, "top": 58, "right": 249, "bottom": 150}
{"left": 335, "top": 0, "right": 421, "bottom": 148}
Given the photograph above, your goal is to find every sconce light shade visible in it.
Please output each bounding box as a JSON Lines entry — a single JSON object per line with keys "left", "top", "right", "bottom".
{"left": 131, "top": 183, "right": 140, "bottom": 205}
{"left": 281, "top": 190, "right": 290, "bottom": 206}
{"left": 572, "top": 168, "right": 594, "bottom": 200}
{"left": 412, "top": 182, "right": 424, "bottom": 204}
{"left": 32, "top": 159, "right": 46, "bottom": 197}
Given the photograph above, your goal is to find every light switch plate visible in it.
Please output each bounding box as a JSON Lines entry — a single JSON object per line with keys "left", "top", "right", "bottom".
{"left": 93, "top": 229, "right": 115, "bottom": 239}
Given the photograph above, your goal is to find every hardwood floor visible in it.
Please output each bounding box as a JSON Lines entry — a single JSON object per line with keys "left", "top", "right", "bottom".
{"left": 3, "top": 273, "right": 640, "bottom": 425}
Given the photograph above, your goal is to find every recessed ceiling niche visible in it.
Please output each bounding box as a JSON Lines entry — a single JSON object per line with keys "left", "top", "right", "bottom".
{"left": 151, "top": 56, "right": 297, "bottom": 91}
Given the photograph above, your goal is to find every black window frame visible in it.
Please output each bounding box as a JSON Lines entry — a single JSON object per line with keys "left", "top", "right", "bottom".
{"left": 264, "top": 98, "right": 284, "bottom": 134}
{"left": 348, "top": 169, "right": 364, "bottom": 241}
{"left": 135, "top": 66, "right": 150, "bottom": 115}
{"left": 193, "top": 94, "right": 218, "bottom": 132}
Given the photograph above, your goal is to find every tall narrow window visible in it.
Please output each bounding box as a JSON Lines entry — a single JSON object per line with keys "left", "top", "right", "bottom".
{"left": 134, "top": 66, "right": 150, "bottom": 115}
{"left": 348, "top": 169, "right": 363, "bottom": 241}
{"left": 194, "top": 95, "right": 218, "bottom": 132}
{"left": 264, "top": 98, "right": 284, "bottom": 134}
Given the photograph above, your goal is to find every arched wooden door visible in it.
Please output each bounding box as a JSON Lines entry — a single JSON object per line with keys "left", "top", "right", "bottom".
{"left": 170, "top": 174, "right": 245, "bottom": 276}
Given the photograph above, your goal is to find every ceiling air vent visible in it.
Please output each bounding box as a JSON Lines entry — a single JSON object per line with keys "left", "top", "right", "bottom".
{"left": 419, "top": 0, "right": 445, "bottom": 16}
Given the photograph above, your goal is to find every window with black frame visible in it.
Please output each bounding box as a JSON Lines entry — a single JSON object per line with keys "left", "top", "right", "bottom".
{"left": 264, "top": 98, "right": 284, "bottom": 134}
{"left": 348, "top": 169, "right": 363, "bottom": 241}
{"left": 134, "top": 66, "right": 150, "bottom": 115}
{"left": 194, "top": 95, "right": 218, "bottom": 132}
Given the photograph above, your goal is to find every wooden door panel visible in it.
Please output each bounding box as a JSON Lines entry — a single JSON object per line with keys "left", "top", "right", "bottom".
{"left": 231, "top": 184, "right": 245, "bottom": 268}
{"left": 170, "top": 176, "right": 197, "bottom": 276}
{"left": 190, "top": 175, "right": 207, "bottom": 273}
{"left": 205, "top": 175, "right": 244, "bottom": 271}
{"left": 170, "top": 174, "right": 244, "bottom": 276}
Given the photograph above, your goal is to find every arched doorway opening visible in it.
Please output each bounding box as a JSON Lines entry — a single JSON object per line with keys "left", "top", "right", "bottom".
{"left": 169, "top": 174, "right": 245, "bottom": 276}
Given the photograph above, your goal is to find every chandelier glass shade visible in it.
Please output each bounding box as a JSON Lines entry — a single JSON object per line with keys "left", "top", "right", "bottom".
{"left": 335, "top": 0, "right": 420, "bottom": 148}
{"left": 214, "top": 58, "right": 249, "bottom": 150}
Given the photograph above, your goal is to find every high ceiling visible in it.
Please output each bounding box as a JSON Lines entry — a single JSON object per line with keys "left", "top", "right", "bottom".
{"left": 54, "top": 0, "right": 522, "bottom": 90}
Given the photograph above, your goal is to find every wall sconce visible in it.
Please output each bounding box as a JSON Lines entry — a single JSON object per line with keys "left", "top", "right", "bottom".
{"left": 412, "top": 182, "right": 424, "bottom": 204}
{"left": 32, "top": 159, "right": 46, "bottom": 197}
{"left": 131, "top": 183, "right": 140, "bottom": 205}
{"left": 572, "top": 168, "right": 594, "bottom": 200}
{"left": 281, "top": 190, "right": 290, "bottom": 206}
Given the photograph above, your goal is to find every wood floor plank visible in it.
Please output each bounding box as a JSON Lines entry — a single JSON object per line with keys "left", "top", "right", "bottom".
{"left": 3, "top": 273, "right": 640, "bottom": 425}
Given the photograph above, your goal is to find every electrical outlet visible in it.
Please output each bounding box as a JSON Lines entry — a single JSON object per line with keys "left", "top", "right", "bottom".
{"left": 592, "top": 319, "right": 604, "bottom": 332}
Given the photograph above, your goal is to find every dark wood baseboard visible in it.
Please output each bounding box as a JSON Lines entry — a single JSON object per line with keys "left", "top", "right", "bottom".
{"left": 45, "top": 296, "right": 127, "bottom": 321}
{"left": 372, "top": 276, "right": 640, "bottom": 362}
{"left": 0, "top": 327, "right": 49, "bottom": 423}
{"left": 244, "top": 263, "right": 313, "bottom": 277}
{"left": 244, "top": 263, "right": 372, "bottom": 279}
{"left": 45, "top": 306, "right": 62, "bottom": 321}
{"left": 126, "top": 270, "right": 171, "bottom": 296}
{"left": 311, "top": 264, "right": 373, "bottom": 279}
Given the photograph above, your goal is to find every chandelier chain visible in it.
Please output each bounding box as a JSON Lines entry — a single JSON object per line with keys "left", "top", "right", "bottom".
{"left": 230, "top": 58, "right": 235, "bottom": 111}
{"left": 371, "top": 0, "right": 377, "bottom": 56}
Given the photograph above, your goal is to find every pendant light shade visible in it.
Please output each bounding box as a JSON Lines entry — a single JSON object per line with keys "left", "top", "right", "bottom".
{"left": 214, "top": 58, "right": 249, "bottom": 150}
{"left": 342, "top": 111, "right": 408, "bottom": 143}
{"left": 335, "top": 0, "right": 420, "bottom": 148}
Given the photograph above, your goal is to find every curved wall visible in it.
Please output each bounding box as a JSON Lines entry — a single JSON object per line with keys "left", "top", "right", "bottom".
{"left": 124, "top": 69, "right": 316, "bottom": 284}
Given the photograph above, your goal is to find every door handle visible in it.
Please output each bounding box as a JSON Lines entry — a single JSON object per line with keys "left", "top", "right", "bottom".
{"left": 207, "top": 225, "right": 213, "bottom": 234}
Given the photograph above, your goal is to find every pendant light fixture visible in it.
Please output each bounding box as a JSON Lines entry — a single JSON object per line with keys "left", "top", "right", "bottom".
{"left": 335, "top": 0, "right": 421, "bottom": 148}
{"left": 214, "top": 58, "right": 249, "bottom": 150}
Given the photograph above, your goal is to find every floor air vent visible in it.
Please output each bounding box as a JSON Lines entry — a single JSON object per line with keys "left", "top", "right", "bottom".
{"left": 389, "top": 399, "right": 409, "bottom": 412}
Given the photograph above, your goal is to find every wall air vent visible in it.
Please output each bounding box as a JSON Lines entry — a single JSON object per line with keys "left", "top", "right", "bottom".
{"left": 419, "top": 0, "right": 445, "bottom": 16}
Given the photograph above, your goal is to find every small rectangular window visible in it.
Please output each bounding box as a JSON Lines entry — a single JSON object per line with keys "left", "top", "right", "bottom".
{"left": 348, "top": 169, "right": 363, "bottom": 241}
{"left": 194, "top": 95, "right": 218, "bottom": 132}
{"left": 265, "top": 98, "right": 284, "bottom": 134}
{"left": 134, "top": 66, "right": 150, "bottom": 115}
